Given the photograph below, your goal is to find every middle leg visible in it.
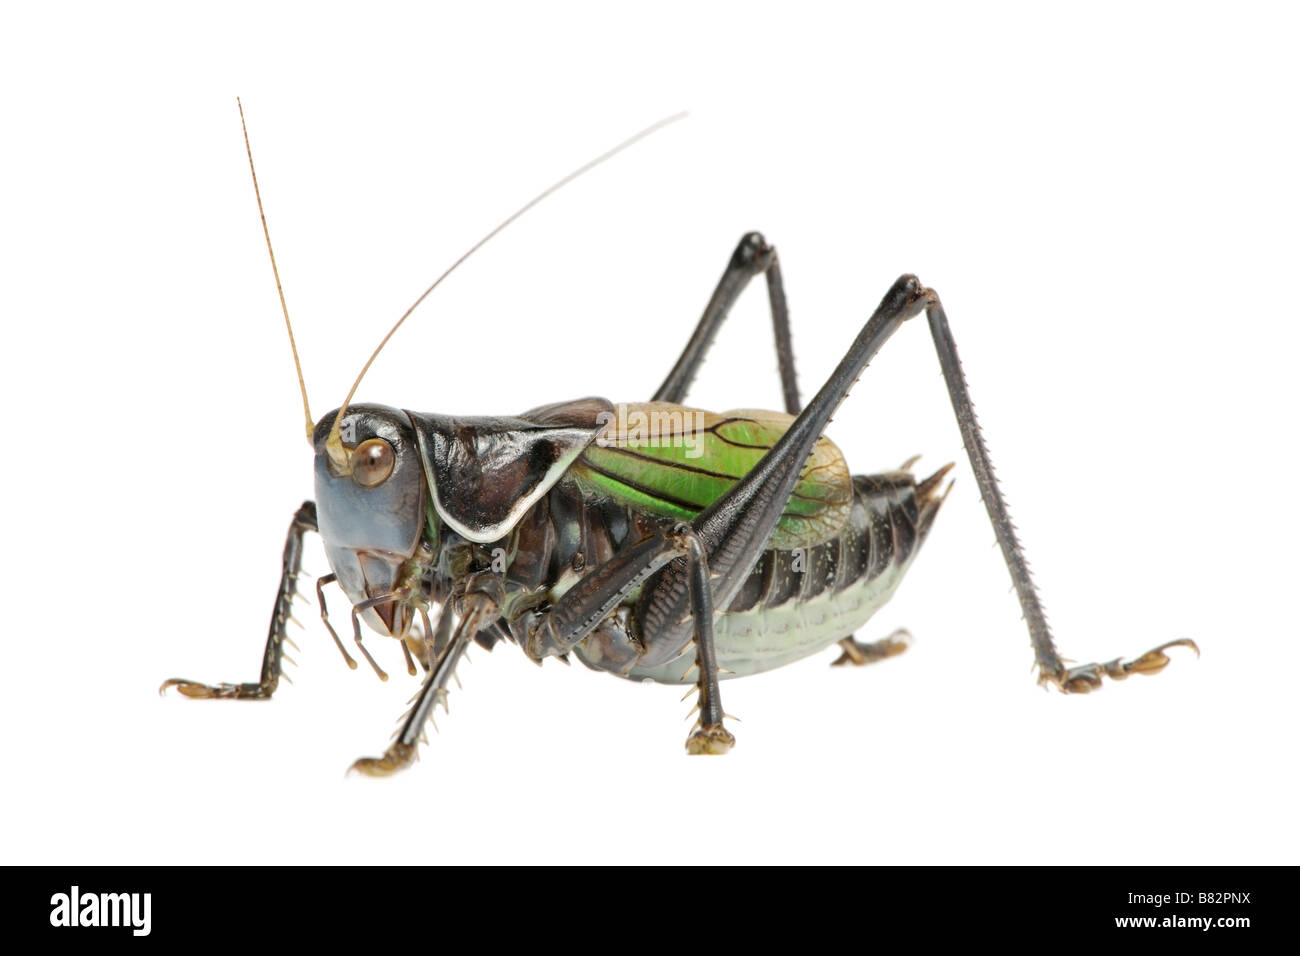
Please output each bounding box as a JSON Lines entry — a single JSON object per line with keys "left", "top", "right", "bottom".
{"left": 522, "top": 523, "right": 732, "bottom": 753}
{"left": 653, "top": 232, "right": 801, "bottom": 414}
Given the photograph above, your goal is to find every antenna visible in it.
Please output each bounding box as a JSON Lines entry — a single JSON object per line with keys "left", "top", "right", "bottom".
{"left": 324, "top": 111, "right": 689, "bottom": 472}
{"left": 239, "top": 98, "right": 315, "bottom": 445}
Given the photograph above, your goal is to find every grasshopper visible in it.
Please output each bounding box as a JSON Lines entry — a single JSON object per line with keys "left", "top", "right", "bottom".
{"left": 161, "top": 104, "right": 1196, "bottom": 775}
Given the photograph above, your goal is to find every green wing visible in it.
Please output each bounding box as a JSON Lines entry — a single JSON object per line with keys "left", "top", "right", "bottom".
{"left": 571, "top": 402, "right": 853, "bottom": 551}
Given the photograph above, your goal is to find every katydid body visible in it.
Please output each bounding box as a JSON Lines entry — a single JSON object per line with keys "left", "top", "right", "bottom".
{"left": 162, "top": 233, "right": 1194, "bottom": 775}
{"left": 310, "top": 397, "right": 947, "bottom": 686}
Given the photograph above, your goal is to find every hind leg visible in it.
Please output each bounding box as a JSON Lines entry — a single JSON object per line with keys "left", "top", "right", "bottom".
{"left": 922, "top": 298, "right": 1197, "bottom": 691}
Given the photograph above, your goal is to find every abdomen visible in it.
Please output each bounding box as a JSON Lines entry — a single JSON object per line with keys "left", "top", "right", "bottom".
{"left": 500, "top": 400, "right": 951, "bottom": 683}
{"left": 620, "top": 468, "right": 949, "bottom": 683}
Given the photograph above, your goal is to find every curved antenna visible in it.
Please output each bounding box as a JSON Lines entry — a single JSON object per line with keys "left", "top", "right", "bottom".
{"left": 238, "top": 98, "right": 315, "bottom": 446}
{"left": 324, "top": 111, "right": 689, "bottom": 472}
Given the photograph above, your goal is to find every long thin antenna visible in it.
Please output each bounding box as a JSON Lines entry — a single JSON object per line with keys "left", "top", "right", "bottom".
{"left": 239, "top": 97, "right": 315, "bottom": 445}
{"left": 324, "top": 111, "right": 689, "bottom": 471}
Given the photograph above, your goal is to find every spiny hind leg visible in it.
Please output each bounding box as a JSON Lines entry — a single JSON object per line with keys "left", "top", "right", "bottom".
{"left": 831, "top": 628, "right": 913, "bottom": 667}
{"left": 921, "top": 296, "right": 1199, "bottom": 691}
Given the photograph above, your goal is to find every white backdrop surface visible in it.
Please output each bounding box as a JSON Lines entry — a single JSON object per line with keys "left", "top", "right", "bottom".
{"left": 1, "top": 1, "right": 1296, "bottom": 865}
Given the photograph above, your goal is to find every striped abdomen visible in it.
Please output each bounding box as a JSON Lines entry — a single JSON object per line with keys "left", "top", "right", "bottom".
{"left": 621, "top": 466, "right": 950, "bottom": 682}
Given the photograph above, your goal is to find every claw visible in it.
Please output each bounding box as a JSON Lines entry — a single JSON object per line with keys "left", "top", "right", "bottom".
{"left": 159, "top": 678, "right": 212, "bottom": 698}
{"left": 348, "top": 741, "right": 417, "bottom": 778}
{"left": 1043, "top": 639, "right": 1199, "bottom": 694}
{"left": 686, "top": 724, "right": 735, "bottom": 755}
{"left": 158, "top": 678, "right": 269, "bottom": 700}
{"left": 1118, "top": 638, "right": 1200, "bottom": 675}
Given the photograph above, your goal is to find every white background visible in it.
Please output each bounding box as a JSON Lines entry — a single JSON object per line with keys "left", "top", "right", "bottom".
{"left": 2, "top": 1, "right": 1297, "bottom": 865}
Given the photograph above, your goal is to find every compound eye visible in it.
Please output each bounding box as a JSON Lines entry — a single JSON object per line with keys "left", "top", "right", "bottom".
{"left": 352, "top": 438, "right": 395, "bottom": 487}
